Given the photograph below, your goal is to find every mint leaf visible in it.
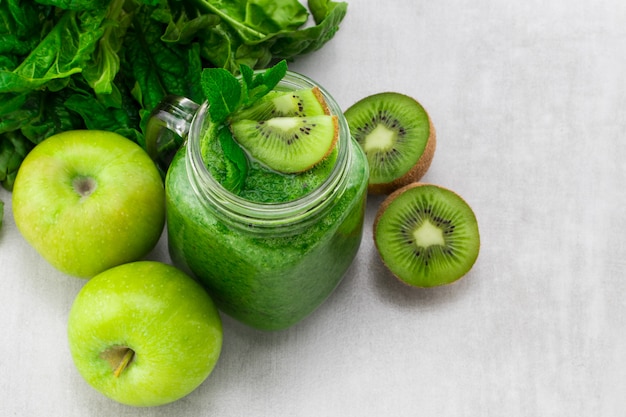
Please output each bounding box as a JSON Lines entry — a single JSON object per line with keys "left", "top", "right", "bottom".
{"left": 201, "top": 60, "right": 287, "bottom": 123}
{"left": 217, "top": 126, "right": 248, "bottom": 193}
{"left": 201, "top": 68, "right": 242, "bottom": 124}
{"left": 255, "top": 59, "right": 288, "bottom": 89}
{"left": 240, "top": 64, "right": 255, "bottom": 90}
{"left": 239, "top": 64, "right": 255, "bottom": 104}
{"left": 241, "top": 60, "right": 287, "bottom": 106}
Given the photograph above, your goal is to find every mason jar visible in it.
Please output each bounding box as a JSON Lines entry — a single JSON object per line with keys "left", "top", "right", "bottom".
{"left": 147, "top": 71, "right": 368, "bottom": 331}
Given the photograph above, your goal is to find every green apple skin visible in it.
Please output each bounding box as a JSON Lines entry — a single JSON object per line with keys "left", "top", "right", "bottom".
{"left": 12, "top": 130, "right": 165, "bottom": 278}
{"left": 67, "top": 261, "right": 223, "bottom": 407}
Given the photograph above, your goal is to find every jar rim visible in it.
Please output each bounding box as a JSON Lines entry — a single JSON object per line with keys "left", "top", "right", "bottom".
{"left": 185, "top": 71, "right": 351, "bottom": 228}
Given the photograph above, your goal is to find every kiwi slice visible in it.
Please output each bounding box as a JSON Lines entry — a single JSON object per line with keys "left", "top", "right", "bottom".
{"left": 230, "top": 115, "right": 338, "bottom": 174}
{"left": 345, "top": 92, "right": 436, "bottom": 195}
{"left": 373, "top": 183, "right": 479, "bottom": 287}
{"left": 231, "top": 87, "right": 330, "bottom": 121}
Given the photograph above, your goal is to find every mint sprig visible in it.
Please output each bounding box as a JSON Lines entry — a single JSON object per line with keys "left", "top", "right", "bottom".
{"left": 200, "top": 60, "right": 288, "bottom": 193}
{"left": 201, "top": 60, "right": 287, "bottom": 124}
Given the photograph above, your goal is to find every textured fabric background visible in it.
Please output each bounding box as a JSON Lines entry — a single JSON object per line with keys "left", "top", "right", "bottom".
{"left": 1, "top": 0, "right": 624, "bottom": 415}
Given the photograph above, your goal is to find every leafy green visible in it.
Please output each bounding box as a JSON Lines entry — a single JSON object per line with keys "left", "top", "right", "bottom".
{"left": 244, "top": 0, "right": 308, "bottom": 33}
{"left": 201, "top": 59, "right": 286, "bottom": 124}
{"left": 0, "top": 130, "right": 32, "bottom": 190}
{"left": 193, "top": 0, "right": 348, "bottom": 70}
{"left": 239, "top": 59, "right": 287, "bottom": 107}
{"left": 35, "top": 0, "right": 112, "bottom": 11}
{"left": 0, "top": 8, "right": 108, "bottom": 93}
{"left": 0, "top": 0, "right": 348, "bottom": 194}
{"left": 201, "top": 68, "right": 242, "bottom": 124}
{"left": 217, "top": 126, "right": 247, "bottom": 193}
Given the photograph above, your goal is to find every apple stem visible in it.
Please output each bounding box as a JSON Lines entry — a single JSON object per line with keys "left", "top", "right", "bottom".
{"left": 113, "top": 348, "right": 135, "bottom": 378}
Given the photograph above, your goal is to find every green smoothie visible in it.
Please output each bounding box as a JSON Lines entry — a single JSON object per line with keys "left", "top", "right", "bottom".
{"left": 165, "top": 73, "right": 369, "bottom": 330}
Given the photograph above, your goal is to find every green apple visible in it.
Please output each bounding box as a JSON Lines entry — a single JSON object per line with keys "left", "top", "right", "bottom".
{"left": 67, "top": 261, "right": 223, "bottom": 407}
{"left": 12, "top": 130, "right": 165, "bottom": 278}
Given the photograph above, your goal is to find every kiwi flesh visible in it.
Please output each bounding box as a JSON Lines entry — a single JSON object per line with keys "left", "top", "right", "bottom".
{"left": 344, "top": 92, "right": 436, "bottom": 195}
{"left": 373, "top": 183, "right": 479, "bottom": 287}
{"left": 230, "top": 115, "right": 338, "bottom": 174}
{"left": 231, "top": 87, "right": 330, "bottom": 122}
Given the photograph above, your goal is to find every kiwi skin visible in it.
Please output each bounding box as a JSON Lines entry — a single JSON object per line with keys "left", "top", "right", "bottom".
{"left": 311, "top": 86, "right": 331, "bottom": 116}
{"left": 369, "top": 115, "right": 436, "bottom": 195}
{"left": 373, "top": 182, "right": 479, "bottom": 288}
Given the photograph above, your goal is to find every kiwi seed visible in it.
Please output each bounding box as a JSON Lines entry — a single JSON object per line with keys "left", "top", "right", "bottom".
{"left": 373, "top": 183, "right": 479, "bottom": 287}
{"left": 345, "top": 92, "right": 436, "bottom": 195}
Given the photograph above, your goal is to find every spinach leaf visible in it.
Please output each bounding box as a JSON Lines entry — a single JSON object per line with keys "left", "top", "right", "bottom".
{"left": 81, "top": 0, "right": 133, "bottom": 96}
{"left": 0, "top": 92, "right": 36, "bottom": 134}
{"left": 192, "top": 0, "right": 266, "bottom": 43}
{"left": 159, "top": 3, "right": 221, "bottom": 44}
{"left": 244, "top": 0, "right": 308, "bottom": 33}
{"left": 196, "top": 0, "right": 308, "bottom": 42}
{"left": 190, "top": 0, "right": 347, "bottom": 71}
{"left": 1, "top": 89, "right": 84, "bottom": 145}
{"left": 64, "top": 79, "right": 143, "bottom": 144}
{"left": 0, "top": 130, "right": 33, "bottom": 190}
{"left": 0, "top": 9, "right": 108, "bottom": 93}
{"left": 34, "top": 0, "right": 110, "bottom": 11}
{"left": 269, "top": 0, "right": 348, "bottom": 58}
{"left": 0, "top": 0, "right": 51, "bottom": 58}
{"left": 123, "top": 3, "right": 205, "bottom": 118}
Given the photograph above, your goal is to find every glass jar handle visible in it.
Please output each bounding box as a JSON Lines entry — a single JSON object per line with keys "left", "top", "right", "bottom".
{"left": 145, "top": 95, "right": 200, "bottom": 176}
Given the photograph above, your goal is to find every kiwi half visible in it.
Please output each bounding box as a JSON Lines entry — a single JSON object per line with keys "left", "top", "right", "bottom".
{"left": 373, "top": 183, "right": 479, "bottom": 287}
{"left": 230, "top": 115, "right": 338, "bottom": 174}
{"left": 231, "top": 87, "right": 330, "bottom": 121}
{"left": 345, "top": 92, "right": 436, "bottom": 195}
